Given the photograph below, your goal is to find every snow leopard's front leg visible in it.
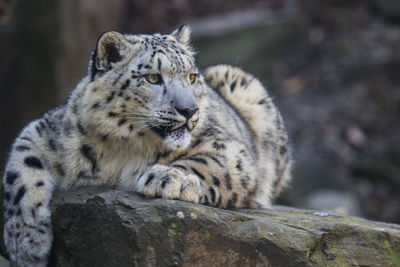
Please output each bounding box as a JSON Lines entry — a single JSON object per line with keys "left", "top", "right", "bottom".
{"left": 135, "top": 138, "right": 260, "bottom": 208}
{"left": 134, "top": 164, "right": 204, "bottom": 204}
{"left": 3, "top": 137, "right": 56, "bottom": 267}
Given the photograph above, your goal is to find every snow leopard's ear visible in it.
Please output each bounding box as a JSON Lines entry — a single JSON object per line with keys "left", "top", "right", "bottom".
{"left": 89, "top": 31, "right": 138, "bottom": 81}
{"left": 171, "top": 24, "right": 191, "bottom": 46}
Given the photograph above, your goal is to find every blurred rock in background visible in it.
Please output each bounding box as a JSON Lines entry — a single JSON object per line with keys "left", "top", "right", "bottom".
{"left": 0, "top": 0, "right": 399, "bottom": 223}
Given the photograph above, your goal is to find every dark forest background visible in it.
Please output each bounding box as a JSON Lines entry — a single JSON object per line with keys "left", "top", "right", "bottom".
{"left": 1, "top": 0, "right": 399, "bottom": 223}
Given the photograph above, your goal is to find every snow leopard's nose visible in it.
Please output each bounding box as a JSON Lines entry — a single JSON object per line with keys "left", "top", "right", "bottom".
{"left": 175, "top": 107, "right": 199, "bottom": 119}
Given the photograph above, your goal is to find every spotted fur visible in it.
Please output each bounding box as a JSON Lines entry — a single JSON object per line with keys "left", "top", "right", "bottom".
{"left": 2, "top": 25, "right": 292, "bottom": 266}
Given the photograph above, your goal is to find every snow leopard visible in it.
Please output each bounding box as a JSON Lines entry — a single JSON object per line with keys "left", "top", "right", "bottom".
{"left": 2, "top": 25, "right": 292, "bottom": 266}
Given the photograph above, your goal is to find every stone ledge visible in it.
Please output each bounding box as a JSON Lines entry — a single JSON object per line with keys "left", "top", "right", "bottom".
{"left": 44, "top": 186, "right": 400, "bottom": 266}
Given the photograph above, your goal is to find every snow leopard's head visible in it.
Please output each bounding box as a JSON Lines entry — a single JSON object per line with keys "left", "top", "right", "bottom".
{"left": 82, "top": 25, "right": 204, "bottom": 150}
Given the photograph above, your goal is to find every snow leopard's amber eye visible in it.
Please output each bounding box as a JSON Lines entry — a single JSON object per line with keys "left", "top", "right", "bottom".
{"left": 189, "top": 74, "right": 197, "bottom": 84}
{"left": 145, "top": 74, "right": 162, "bottom": 85}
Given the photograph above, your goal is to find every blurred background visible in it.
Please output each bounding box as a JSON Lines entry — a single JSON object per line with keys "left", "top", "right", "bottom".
{"left": 0, "top": 0, "right": 399, "bottom": 223}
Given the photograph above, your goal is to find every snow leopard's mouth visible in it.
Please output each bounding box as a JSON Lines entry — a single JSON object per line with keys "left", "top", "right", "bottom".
{"left": 150, "top": 116, "right": 198, "bottom": 139}
{"left": 151, "top": 124, "right": 187, "bottom": 139}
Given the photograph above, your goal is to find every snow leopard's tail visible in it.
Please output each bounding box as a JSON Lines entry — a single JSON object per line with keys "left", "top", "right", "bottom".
{"left": 203, "top": 65, "right": 274, "bottom": 139}
{"left": 203, "top": 64, "right": 292, "bottom": 199}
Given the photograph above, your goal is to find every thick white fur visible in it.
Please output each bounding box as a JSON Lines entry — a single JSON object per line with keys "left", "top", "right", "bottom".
{"left": 2, "top": 26, "right": 291, "bottom": 266}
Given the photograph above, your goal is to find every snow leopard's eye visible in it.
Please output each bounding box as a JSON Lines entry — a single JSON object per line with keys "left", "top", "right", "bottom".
{"left": 145, "top": 74, "right": 162, "bottom": 85}
{"left": 189, "top": 74, "right": 197, "bottom": 84}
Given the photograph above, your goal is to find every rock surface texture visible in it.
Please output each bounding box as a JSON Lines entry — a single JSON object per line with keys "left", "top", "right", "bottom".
{"left": 48, "top": 187, "right": 400, "bottom": 266}
{"left": 1, "top": 186, "right": 400, "bottom": 266}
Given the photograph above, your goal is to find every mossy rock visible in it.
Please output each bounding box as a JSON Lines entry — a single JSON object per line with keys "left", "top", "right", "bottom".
{"left": 40, "top": 187, "right": 400, "bottom": 266}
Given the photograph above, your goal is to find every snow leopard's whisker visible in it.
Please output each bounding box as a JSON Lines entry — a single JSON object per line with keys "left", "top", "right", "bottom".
{"left": 135, "top": 121, "right": 170, "bottom": 132}
{"left": 118, "top": 111, "right": 155, "bottom": 117}
{"left": 123, "top": 117, "right": 177, "bottom": 127}
{"left": 119, "top": 111, "right": 153, "bottom": 115}
{"left": 124, "top": 118, "right": 157, "bottom": 124}
{"left": 120, "top": 114, "right": 154, "bottom": 119}
{"left": 123, "top": 116, "right": 154, "bottom": 121}
{"left": 135, "top": 124, "right": 157, "bottom": 133}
